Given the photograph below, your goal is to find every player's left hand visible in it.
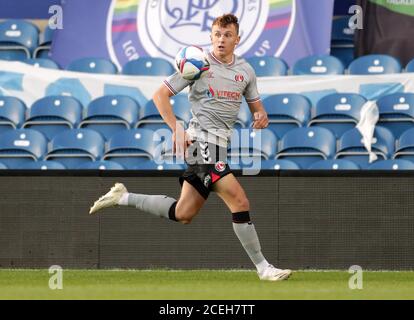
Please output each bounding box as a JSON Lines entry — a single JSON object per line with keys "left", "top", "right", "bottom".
{"left": 252, "top": 111, "right": 268, "bottom": 129}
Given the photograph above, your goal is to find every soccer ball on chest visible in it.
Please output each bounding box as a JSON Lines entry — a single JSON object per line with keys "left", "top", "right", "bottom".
{"left": 175, "top": 46, "right": 210, "bottom": 80}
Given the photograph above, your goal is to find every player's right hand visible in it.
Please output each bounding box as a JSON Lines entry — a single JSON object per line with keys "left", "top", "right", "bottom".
{"left": 173, "top": 124, "right": 192, "bottom": 159}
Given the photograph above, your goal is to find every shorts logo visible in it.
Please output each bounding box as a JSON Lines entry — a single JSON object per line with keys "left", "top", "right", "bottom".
{"left": 215, "top": 161, "right": 226, "bottom": 172}
{"left": 204, "top": 174, "right": 211, "bottom": 187}
{"left": 235, "top": 74, "right": 244, "bottom": 82}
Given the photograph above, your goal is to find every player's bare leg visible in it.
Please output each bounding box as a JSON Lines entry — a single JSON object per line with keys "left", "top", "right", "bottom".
{"left": 213, "top": 173, "right": 292, "bottom": 281}
{"left": 89, "top": 180, "right": 205, "bottom": 224}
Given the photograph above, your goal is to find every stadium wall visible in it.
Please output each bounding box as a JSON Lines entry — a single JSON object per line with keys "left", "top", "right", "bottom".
{"left": 0, "top": 170, "right": 413, "bottom": 270}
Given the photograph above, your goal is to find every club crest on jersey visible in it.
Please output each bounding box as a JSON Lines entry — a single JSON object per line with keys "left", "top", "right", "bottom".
{"left": 235, "top": 74, "right": 244, "bottom": 82}
{"left": 215, "top": 161, "right": 226, "bottom": 172}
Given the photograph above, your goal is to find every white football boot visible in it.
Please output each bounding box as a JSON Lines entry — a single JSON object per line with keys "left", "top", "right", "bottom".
{"left": 258, "top": 265, "right": 292, "bottom": 281}
{"left": 89, "top": 183, "right": 128, "bottom": 214}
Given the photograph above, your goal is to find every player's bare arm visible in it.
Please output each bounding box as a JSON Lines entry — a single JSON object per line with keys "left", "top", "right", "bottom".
{"left": 153, "top": 85, "right": 192, "bottom": 157}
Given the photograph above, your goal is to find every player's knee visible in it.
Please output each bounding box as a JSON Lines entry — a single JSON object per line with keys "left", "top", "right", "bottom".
{"left": 234, "top": 196, "right": 249, "bottom": 211}
{"left": 175, "top": 207, "right": 199, "bottom": 224}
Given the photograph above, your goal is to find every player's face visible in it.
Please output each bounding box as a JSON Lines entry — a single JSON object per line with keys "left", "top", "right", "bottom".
{"left": 210, "top": 24, "right": 240, "bottom": 61}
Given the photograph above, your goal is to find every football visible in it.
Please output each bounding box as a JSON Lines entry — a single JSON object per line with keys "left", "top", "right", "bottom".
{"left": 175, "top": 46, "right": 210, "bottom": 80}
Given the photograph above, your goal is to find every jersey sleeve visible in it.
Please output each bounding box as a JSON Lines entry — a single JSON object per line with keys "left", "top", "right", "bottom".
{"left": 163, "top": 72, "right": 193, "bottom": 95}
{"left": 243, "top": 66, "right": 261, "bottom": 103}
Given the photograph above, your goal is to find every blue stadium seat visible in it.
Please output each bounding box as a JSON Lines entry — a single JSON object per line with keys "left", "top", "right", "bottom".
{"left": 24, "top": 58, "right": 60, "bottom": 69}
{"left": 245, "top": 56, "right": 288, "bottom": 76}
{"left": 33, "top": 24, "right": 54, "bottom": 59}
{"left": 376, "top": 93, "right": 414, "bottom": 139}
{"left": 348, "top": 54, "right": 402, "bottom": 75}
{"left": 0, "top": 161, "right": 7, "bottom": 169}
{"left": 80, "top": 95, "right": 140, "bottom": 140}
{"left": 336, "top": 126, "right": 395, "bottom": 168}
{"left": 331, "top": 17, "right": 355, "bottom": 68}
{"left": 394, "top": 128, "right": 414, "bottom": 163}
{"left": 234, "top": 100, "right": 253, "bottom": 130}
{"left": 276, "top": 127, "right": 336, "bottom": 169}
{"left": 406, "top": 58, "right": 414, "bottom": 73}
{"left": 0, "top": 96, "right": 26, "bottom": 135}
{"left": 76, "top": 160, "right": 125, "bottom": 170}
{"left": 262, "top": 94, "right": 311, "bottom": 138}
{"left": 135, "top": 97, "right": 190, "bottom": 131}
{"left": 67, "top": 57, "right": 118, "bottom": 74}
{"left": 292, "top": 55, "right": 345, "bottom": 75}
{"left": 0, "top": 20, "right": 38, "bottom": 61}
{"left": 308, "top": 93, "right": 366, "bottom": 138}
{"left": 18, "top": 160, "right": 66, "bottom": 170}
{"left": 130, "top": 160, "right": 185, "bottom": 170}
{"left": 103, "top": 129, "right": 162, "bottom": 169}
{"left": 23, "top": 96, "right": 83, "bottom": 140}
{"left": 230, "top": 159, "right": 301, "bottom": 171}
{"left": 45, "top": 129, "right": 105, "bottom": 169}
{"left": 308, "top": 159, "right": 360, "bottom": 170}
{"left": 228, "top": 128, "right": 278, "bottom": 161}
{"left": 0, "top": 129, "right": 47, "bottom": 168}
{"left": 122, "top": 57, "right": 175, "bottom": 76}
{"left": 368, "top": 159, "right": 414, "bottom": 170}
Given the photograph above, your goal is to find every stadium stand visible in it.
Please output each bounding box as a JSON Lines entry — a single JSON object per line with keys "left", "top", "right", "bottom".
{"left": 406, "top": 58, "right": 414, "bottom": 73}
{"left": 245, "top": 56, "right": 288, "bottom": 76}
{"left": 348, "top": 54, "right": 402, "bottom": 75}
{"left": 292, "top": 55, "right": 345, "bottom": 75}
{"left": 24, "top": 58, "right": 59, "bottom": 69}
{"left": 394, "top": 127, "right": 414, "bottom": 163}
{"left": 308, "top": 93, "right": 366, "bottom": 138}
{"left": 330, "top": 16, "right": 355, "bottom": 68}
{"left": 262, "top": 94, "right": 311, "bottom": 139}
{"left": 33, "top": 24, "right": 54, "bottom": 59}
{"left": 0, "top": 20, "right": 38, "bottom": 61}
{"left": 76, "top": 160, "right": 125, "bottom": 170}
{"left": 67, "top": 57, "right": 118, "bottom": 74}
{"left": 368, "top": 159, "right": 414, "bottom": 170}
{"left": 0, "top": 96, "right": 26, "bottom": 135}
{"left": 122, "top": 57, "right": 175, "bottom": 76}
{"left": 80, "top": 95, "right": 140, "bottom": 140}
{"left": 18, "top": 160, "right": 66, "bottom": 170}
{"left": 308, "top": 159, "right": 360, "bottom": 170}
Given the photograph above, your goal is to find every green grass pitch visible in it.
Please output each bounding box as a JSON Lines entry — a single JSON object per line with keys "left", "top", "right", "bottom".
{"left": 1, "top": 269, "right": 414, "bottom": 300}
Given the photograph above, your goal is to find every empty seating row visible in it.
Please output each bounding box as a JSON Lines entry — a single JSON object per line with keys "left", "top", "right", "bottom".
{"left": 2, "top": 125, "right": 414, "bottom": 170}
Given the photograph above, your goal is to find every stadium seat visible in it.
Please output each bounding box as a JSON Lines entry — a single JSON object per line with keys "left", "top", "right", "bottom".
{"left": 0, "top": 96, "right": 26, "bottom": 135}
{"left": 376, "top": 93, "right": 414, "bottom": 139}
{"left": 33, "top": 24, "right": 54, "bottom": 59}
{"left": 308, "top": 159, "right": 360, "bottom": 170}
{"left": 80, "top": 95, "right": 140, "bottom": 140}
{"left": 0, "top": 129, "right": 47, "bottom": 168}
{"left": 45, "top": 129, "right": 105, "bottom": 169}
{"left": 24, "top": 58, "right": 60, "bottom": 69}
{"left": 229, "top": 159, "right": 301, "bottom": 171}
{"left": 394, "top": 128, "right": 414, "bottom": 163}
{"left": 0, "top": 161, "right": 7, "bottom": 169}
{"left": 292, "top": 55, "right": 345, "bottom": 75}
{"left": 262, "top": 94, "right": 311, "bottom": 138}
{"left": 276, "top": 127, "right": 336, "bottom": 169}
{"left": 23, "top": 96, "right": 83, "bottom": 140}
{"left": 348, "top": 54, "right": 402, "bottom": 75}
{"left": 76, "top": 160, "right": 125, "bottom": 170}
{"left": 245, "top": 56, "right": 288, "bottom": 76}
{"left": 130, "top": 160, "right": 185, "bottom": 170}
{"left": 135, "top": 96, "right": 190, "bottom": 131}
{"left": 122, "top": 57, "right": 175, "bottom": 76}
{"left": 103, "top": 129, "right": 162, "bottom": 169}
{"left": 67, "top": 57, "right": 118, "bottom": 74}
{"left": 234, "top": 99, "right": 253, "bottom": 130}
{"left": 308, "top": 93, "right": 366, "bottom": 138}
{"left": 368, "top": 159, "right": 414, "bottom": 170}
{"left": 0, "top": 20, "right": 38, "bottom": 61}
{"left": 335, "top": 126, "right": 395, "bottom": 168}
{"left": 406, "top": 58, "right": 414, "bottom": 72}
{"left": 18, "top": 160, "right": 66, "bottom": 170}
{"left": 330, "top": 16, "right": 355, "bottom": 68}
{"left": 228, "top": 128, "right": 278, "bottom": 162}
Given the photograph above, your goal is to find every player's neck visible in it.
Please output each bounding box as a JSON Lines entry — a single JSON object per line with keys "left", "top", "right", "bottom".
{"left": 211, "top": 51, "right": 234, "bottom": 65}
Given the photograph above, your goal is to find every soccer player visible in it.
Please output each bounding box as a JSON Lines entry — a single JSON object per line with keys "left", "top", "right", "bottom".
{"left": 89, "top": 13, "right": 291, "bottom": 281}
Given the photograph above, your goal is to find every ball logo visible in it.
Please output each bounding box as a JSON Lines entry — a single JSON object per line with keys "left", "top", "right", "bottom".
{"left": 215, "top": 161, "right": 226, "bottom": 172}
{"left": 108, "top": 0, "right": 294, "bottom": 68}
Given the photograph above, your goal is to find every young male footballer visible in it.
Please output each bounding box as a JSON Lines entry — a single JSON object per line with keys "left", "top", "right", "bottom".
{"left": 90, "top": 13, "right": 292, "bottom": 281}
